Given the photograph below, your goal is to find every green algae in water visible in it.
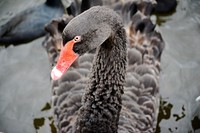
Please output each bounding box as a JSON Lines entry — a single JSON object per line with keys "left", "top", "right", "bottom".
{"left": 41, "top": 102, "right": 51, "bottom": 111}
{"left": 48, "top": 116, "right": 53, "bottom": 121}
{"left": 155, "top": 98, "right": 173, "bottom": 133}
{"left": 33, "top": 102, "right": 57, "bottom": 133}
{"left": 33, "top": 117, "right": 45, "bottom": 130}
{"left": 173, "top": 105, "right": 186, "bottom": 121}
{"left": 191, "top": 116, "right": 200, "bottom": 131}
{"left": 48, "top": 116, "right": 57, "bottom": 133}
{"left": 33, "top": 116, "right": 57, "bottom": 133}
{"left": 50, "top": 120, "right": 57, "bottom": 133}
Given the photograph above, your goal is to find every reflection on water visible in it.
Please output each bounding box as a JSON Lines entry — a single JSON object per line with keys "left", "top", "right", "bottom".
{"left": 0, "top": 0, "right": 200, "bottom": 133}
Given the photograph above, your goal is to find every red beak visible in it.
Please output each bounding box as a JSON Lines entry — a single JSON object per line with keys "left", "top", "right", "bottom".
{"left": 51, "top": 40, "right": 78, "bottom": 80}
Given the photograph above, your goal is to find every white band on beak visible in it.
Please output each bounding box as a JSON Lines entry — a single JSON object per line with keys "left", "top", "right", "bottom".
{"left": 51, "top": 66, "right": 62, "bottom": 80}
{"left": 196, "top": 96, "right": 200, "bottom": 102}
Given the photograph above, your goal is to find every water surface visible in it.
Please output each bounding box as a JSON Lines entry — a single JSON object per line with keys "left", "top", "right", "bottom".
{"left": 158, "top": 0, "right": 200, "bottom": 132}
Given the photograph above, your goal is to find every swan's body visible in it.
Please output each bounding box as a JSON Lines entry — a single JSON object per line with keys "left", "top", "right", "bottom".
{"left": 0, "top": 0, "right": 64, "bottom": 45}
{"left": 44, "top": 2, "right": 165, "bottom": 133}
{"left": 66, "top": 0, "right": 177, "bottom": 18}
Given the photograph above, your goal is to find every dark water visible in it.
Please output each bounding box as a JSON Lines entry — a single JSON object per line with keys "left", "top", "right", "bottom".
{"left": 0, "top": 0, "right": 200, "bottom": 133}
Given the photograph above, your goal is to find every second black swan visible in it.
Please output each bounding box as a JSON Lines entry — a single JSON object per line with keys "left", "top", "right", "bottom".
{"left": 0, "top": 0, "right": 64, "bottom": 46}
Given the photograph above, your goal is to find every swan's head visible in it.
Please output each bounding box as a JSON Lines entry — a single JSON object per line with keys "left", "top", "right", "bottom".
{"left": 62, "top": 6, "right": 120, "bottom": 55}
{"left": 51, "top": 6, "right": 123, "bottom": 80}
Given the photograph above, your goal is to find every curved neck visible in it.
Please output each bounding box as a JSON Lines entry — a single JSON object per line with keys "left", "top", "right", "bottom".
{"left": 75, "top": 28, "right": 127, "bottom": 133}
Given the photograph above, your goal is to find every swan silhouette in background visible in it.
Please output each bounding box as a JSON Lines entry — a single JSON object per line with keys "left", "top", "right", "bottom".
{"left": 0, "top": 0, "right": 64, "bottom": 46}
{"left": 154, "top": 0, "right": 177, "bottom": 14}
{"left": 66, "top": 0, "right": 177, "bottom": 18}
{"left": 44, "top": 0, "right": 165, "bottom": 130}
{"left": 0, "top": 0, "right": 176, "bottom": 46}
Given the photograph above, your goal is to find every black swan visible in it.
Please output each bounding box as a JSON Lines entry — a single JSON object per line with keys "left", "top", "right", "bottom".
{"left": 43, "top": 2, "right": 165, "bottom": 131}
{"left": 0, "top": 0, "right": 64, "bottom": 46}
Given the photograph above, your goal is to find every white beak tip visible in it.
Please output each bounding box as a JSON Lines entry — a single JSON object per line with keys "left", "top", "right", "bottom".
{"left": 195, "top": 96, "right": 200, "bottom": 102}
{"left": 51, "top": 67, "right": 62, "bottom": 80}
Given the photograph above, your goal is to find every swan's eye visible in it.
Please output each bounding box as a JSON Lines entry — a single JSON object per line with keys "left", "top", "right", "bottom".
{"left": 73, "top": 36, "right": 81, "bottom": 43}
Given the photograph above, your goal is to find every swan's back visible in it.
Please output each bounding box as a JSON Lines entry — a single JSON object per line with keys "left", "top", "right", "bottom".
{"left": 118, "top": 13, "right": 163, "bottom": 133}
